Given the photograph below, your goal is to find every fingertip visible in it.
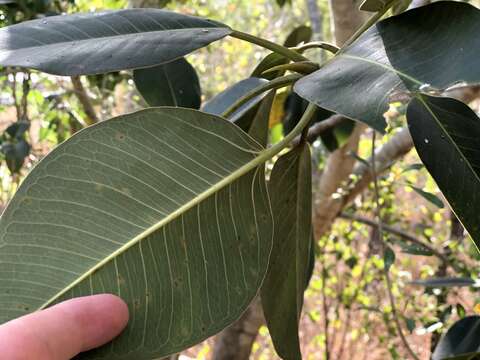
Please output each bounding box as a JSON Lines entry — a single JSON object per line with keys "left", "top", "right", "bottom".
{"left": 0, "top": 294, "right": 130, "bottom": 359}
{"left": 68, "top": 294, "right": 129, "bottom": 351}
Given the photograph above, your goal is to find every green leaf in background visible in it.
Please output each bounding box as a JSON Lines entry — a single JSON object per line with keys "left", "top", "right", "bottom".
{"left": 5, "top": 121, "right": 29, "bottom": 139}
{"left": 405, "top": 318, "right": 416, "bottom": 333}
{"left": 399, "top": 242, "right": 433, "bottom": 256}
{"left": 1, "top": 121, "right": 31, "bottom": 174}
{"left": 433, "top": 316, "right": 480, "bottom": 360}
{"left": 261, "top": 143, "right": 312, "bottom": 360}
{"left": 248, "top": 91, "right": 276, "bottom": 146}
{"left": 407, "top": 95, "right": 480, "bottom": 248}
{"left": 407, "top": 184, "right": 444, "bottom": 209}
{"left": 294, "top": 2, "right": 480, "bottom": 132}
{"left": 401, "top": 163, "right": 424, "bottom": 174}
{"left": 457, "top": 304, "right": 466, "bottom": 319}
{"left": 133, "top": 58, "right": 201, "bottom": 109}
{"left": 411, "top": 277, "right": 476, "bottom": 288}
{"left": 383, "top": 246, "right": 395, "bottom": 271}
{"left": 0, "top": 108, "right": 273, "bottom": 359}
{"left": 202, "top": 77, "right": 269, "bottom": 131}
{"left": 1, "top": 139, "right": 30, "bottom": 174}
{"left": 0, "top": 9, "right": 231, "bottom": 75}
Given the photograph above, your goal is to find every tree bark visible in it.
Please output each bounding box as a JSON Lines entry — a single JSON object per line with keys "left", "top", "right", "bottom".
{"left": 211, "top": 298, "right": 265, "bottom": 360}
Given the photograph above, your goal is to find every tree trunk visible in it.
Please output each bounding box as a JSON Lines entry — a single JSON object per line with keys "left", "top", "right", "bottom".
{"left": 211, "top": 298, "right": 265, "bottom": 360}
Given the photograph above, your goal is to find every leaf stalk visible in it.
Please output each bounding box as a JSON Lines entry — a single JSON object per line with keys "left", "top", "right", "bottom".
{"left": 230, "top": 30, "right": 309, "bottom": 63}
{"left": 221, "top": 73, "right": 302, "bottom": 118}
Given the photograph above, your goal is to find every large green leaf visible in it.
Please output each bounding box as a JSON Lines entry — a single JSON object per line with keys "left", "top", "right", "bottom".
{"left": 0, "top": 9, "right": 231, "bottom": 75}
{"left": 433, "top": 316, "right": 480, "bottom": 360}
{"left": 261, "top": 143, "right": 312, "bottom": 360}
{"left": 0, "top": 108, "right": 273, "bottom": 359}
{"left": 294, "top": 2, "right": 480, "bottom": 132}
{"left": 202, "top": 77, "right": 269, "bottom": 131}
{"left": 133, "top": 58, "right": 201, "bottom": 109}
{"left": 407, "top": 95, "right": 480, "bottom": 248}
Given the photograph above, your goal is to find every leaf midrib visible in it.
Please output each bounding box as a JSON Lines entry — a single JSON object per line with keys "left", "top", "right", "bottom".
{"left": 2, "top": 27, "right": 231, "bottom": 53}
{"left": 38, "top": 135, "right": 270, "bottom": 310}
{"left": 342, "top": 54, "right": 423, "bottom": 87}
{"left": 416, "top": 95, "right": 480, "bottom": 186}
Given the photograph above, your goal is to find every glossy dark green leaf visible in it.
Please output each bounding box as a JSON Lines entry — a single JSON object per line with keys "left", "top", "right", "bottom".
{"left": 202, "top": 77, "right": 269, "bottom": 131}
{"left": 0, "top": 108, "right": 273, "bottom": 359}
{"left": 283, "top": 25, "right": 312, "bottom": 47}
{"left": 433, "top": 316, "right": 480, "bottom": 360}
{"left": 457, "top": 304, "right": 466, "bottom": 319}
{"left": 407, "top": 184, "right": 444, "bottom": 209}
{"left": 411, "top": 277, "right": 476, "bottom": 288}
{"left": 1, "top": 139, "right": 30, "bottom": 174}
{"left": 248, "top": 91, "right": 275, "bottom": 146}
{"left": 0, "top": 9, "right": 231, "bottom": 75}
{"left": 384, "top": 246, "right": 395, "bottom": 271}
{"left": 261, "top": 143, "right": 312, "bottom": 360}
{"left": 133, "top": 58, "right": 201, "bottom": 109}
{"left": 295, "top": 2, "right": 480, "bottom": 132}
{"left": 5, "top": 121, "right": 29, "bottom": 139}
{"left": 407, "top": 95, "right": 480, "bottom": 248}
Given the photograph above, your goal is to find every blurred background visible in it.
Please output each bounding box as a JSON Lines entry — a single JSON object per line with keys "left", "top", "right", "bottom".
{"left": 1, "top": 0, "right": 480, "bottom": 359}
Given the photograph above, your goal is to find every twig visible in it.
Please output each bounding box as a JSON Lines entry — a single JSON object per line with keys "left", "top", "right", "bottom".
{"left": 70, "top": 76, "right": 99, "bottom": 125}
{"left": 230, "top": 30, "right": 309, "bottom": 63}
{"left": 221, "top": 73, "right": 302, "bottom": 118}
{"left": 321, "top": 263, "right": 330, "bottom": 360}
{"left": 291, "top": 114, "right": 345, "bottom": 147}
{"left": 341, "top": 0, "right": 400, "bottom": 49}
{"left": 10, "top": 70, "right": 21, "bottom": 120}
{"left": 370, "top": 131, "right": 420, "bottom": 360}
{"left": 21, "top": 71, "right": 30, "bottom": 121}
{"left": 339, "top": 213, "right": 452, "bottom": 268}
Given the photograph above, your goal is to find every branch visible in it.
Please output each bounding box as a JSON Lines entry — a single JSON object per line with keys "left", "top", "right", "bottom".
{"left": 70, "top": 76, "right": 99, "bottom": 125}
{"left": 339, "top": 213, "right": 453, "bottom": 268}
{"left": 291, "top": 114, "right": 345, "bottom": 147}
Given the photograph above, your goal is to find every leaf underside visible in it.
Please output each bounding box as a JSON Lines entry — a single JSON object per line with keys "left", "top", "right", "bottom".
{"left": 0, "top": 107, "right": 273, "bottom": 359}
{"left": 407, "top": 95, "right": 480, "bottom": 249}
{"left": 0, "top": 9, "right": 231, "bottom": 75}
{"left": 261, "top": 143, "right": 312, "bottom": 360}
{"left": 295, "top": 1, "right": 480, "bottom": 132}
